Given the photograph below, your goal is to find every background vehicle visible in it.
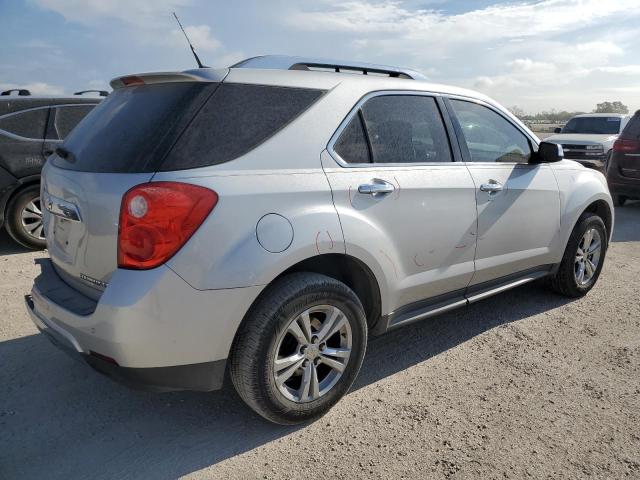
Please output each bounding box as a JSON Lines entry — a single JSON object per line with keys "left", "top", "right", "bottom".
{"left": 606, "top": 110, "right": 640, "bottom": 206}
{"left": 545, "top": 113, "right": 630, "bottom": 172}
{"left": 26, "top": 56, "right": 613, "bottom": 424}
{"left": 0, "top": 90, "right": 102, "bottom": 248}
{"left": 545, "top": 113, "right": 631, "bottom": 171}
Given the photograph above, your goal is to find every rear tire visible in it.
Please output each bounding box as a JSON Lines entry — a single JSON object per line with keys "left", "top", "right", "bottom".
{"left": 614, "top": 195, "right": 627, "bottom": 207}
{"left": 230, "top": 272, "right": 367, "bottom": 425}
{"left": 548, "top": 213, "right": 607, "bottom": 298}
{"left": 5, "top": 185, "right": 46, "bottom": 250}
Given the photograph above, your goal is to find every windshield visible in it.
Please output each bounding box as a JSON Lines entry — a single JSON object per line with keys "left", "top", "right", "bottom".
{"left": 561, "top": 117, "right": 621, "bottom": 135}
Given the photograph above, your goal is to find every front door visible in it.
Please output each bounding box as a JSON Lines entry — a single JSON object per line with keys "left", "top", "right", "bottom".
{"left": 446, "top": 98, "right": 561, "bottom": 286}
{"left": 323, "top": 93, "right": 478, "bottom": 314}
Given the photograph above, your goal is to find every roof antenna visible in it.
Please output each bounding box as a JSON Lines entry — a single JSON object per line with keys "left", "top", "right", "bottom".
{"left": 173, "top": 12, "right": 207, "bottom": 68}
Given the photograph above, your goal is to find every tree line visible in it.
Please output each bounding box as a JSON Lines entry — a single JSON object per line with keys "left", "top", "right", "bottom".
{"left": 509, "top": 101, "right": 630, "bottom": 123}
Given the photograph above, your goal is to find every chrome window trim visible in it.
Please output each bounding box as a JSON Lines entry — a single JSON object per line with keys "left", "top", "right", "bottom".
{"left": 327, "top": 89, "right": 464, "bottom": 168}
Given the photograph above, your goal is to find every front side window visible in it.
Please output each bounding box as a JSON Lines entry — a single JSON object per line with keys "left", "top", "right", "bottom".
{"left": 0, "top": 108, "right": 48, "bottom": 140}
{"left": 450, "top": 99, "right": 532, "bottom": 163}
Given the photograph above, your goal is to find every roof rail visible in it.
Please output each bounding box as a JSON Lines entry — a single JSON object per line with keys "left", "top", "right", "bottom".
{"left": 74, "top": 89, "right": 109, "bottom": 97}
{"left": 1, "top": 88, "right": 31, "bottom": 96}
{"left": 231, "top": 55, "right": 426, "bottom": 80}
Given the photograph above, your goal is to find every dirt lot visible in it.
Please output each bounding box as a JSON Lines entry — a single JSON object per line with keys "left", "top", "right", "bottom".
{"left": 1, "top": 203, "right": 639, "bottom": 479}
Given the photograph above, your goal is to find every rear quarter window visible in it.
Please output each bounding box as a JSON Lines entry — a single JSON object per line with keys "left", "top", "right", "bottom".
{"left": 161, "top": 83, "right": 325, "bottom": 171}
{"left": 49, "top": 105, "right": 96, "bottom": 139}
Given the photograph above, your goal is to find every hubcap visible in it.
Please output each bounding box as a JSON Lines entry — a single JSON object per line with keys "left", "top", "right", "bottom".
{"left": 575, "top": 228, "right": 602, "bottom": 286}
{"left": 273, "top": 305, "right": 352, "bottom": 403}
{"left": 20, "top": 197, "right": 45, "bottom": 240}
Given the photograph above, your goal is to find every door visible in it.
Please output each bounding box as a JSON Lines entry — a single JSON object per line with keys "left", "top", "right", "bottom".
{"left": 42, "top": 104, "right": 96, "bottom": 158}
{"left": 323, "top": 93, "right": 478, "bottom": 314}
{"left": 446, "top": 98, "right": 561, "bottom": 286}
{"left": 0, "top": 106, "right": 49, "bottom": 178}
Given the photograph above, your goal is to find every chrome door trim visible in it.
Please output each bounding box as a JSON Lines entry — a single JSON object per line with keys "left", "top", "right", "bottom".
{"left": 44, "top": 192, "right": 82, "bottom": 222}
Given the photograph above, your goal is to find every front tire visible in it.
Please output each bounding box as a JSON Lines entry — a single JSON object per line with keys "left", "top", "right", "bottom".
{"left": 548, "top": 212, "right": 607, "bottom": 298}
{"left": 230, "top": 273, "right": 367, "bottom": 425}
{"left": 5, "top": 185, "right": 46, "bottom": 250}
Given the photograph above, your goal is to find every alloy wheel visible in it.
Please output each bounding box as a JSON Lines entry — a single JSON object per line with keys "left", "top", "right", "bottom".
{"left": 574, "top": 228, "right": 602, "bottom": 286}
{"left": 273, "top": 305, "right": 352, "bottom": 403}
{"left": 20, "top": 197, "right": 44, "bottom": 241}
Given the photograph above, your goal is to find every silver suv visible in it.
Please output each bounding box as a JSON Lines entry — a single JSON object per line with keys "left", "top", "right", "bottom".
{"left": 26, "top": 56, "right": 613, "bottom": 424}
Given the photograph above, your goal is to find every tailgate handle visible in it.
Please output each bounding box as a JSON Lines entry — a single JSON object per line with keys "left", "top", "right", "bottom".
{"left": 45, "top": 194, "right": 82, "bottom": 222}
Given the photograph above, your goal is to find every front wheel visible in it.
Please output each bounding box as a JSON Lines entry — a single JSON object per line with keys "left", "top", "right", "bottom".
{"left": 230, "top": 273, "right": 367, "bottom": 425}
{"left": 548, "top": 212, "right": 607, "bottom": 298}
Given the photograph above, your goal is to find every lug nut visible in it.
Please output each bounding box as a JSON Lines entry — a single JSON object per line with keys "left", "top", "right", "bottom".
{"left": 319, "top": 343, "right": 326, "bottom": 351}
{"left": 311, "top": 335, "right": 319, "bottom": 344}
{"left": 300, "top": 345, "right": 307, "bottom": 354}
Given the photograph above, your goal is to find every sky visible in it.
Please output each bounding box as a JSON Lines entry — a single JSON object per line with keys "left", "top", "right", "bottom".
{"left": 0, "top": 0, "right": 639, "bottom": 114}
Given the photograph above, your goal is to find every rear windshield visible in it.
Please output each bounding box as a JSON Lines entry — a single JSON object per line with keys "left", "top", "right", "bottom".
{"left": 561, "top": 117, "right": 621, "bottom": 135}
{"left": 54, "top": 82, "right": 324, "bottom": 173}
{"left": 54, "top": 82, "right": 217, "bottom": 173}
{"left": 160, "top": 83, "right": 325, "bottom": 171}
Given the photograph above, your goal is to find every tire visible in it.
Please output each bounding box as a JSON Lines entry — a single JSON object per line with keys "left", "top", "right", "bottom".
{"left": 4, "top": 185, "right": 46, "bottom": 250}
{"left": 230, "top": 272, "right": 367, "bottom": 425}
{"left": 548, "top": 212, "right": 607, "bottom": 298}
{"left": 614, "top": 195, "right": 627, "bottom": 207}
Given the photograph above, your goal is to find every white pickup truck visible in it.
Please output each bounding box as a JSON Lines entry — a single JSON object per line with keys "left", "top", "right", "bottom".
{"left": 545, "top": 113, "right": 631, "bottom": 170}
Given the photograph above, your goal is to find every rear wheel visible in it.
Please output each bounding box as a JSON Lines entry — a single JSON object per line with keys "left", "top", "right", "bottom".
{"left": 5, "top": 185, "right": 46, "bottom": 250}
{"left": 548, "top": 212, "right": 607, "bottom": 297}
{"left": 230, "top": 272, "right": 367, "bottom": 425}
{"left": 614, "top": 195, "right": 627, "bottom": 207}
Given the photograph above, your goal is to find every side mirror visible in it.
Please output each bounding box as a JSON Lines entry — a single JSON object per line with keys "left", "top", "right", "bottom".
{"left": 554, "top": 127, "right": 562, "bottom": 134}
{"left": 533, "top": 141, "right": 564, "bottom": 163}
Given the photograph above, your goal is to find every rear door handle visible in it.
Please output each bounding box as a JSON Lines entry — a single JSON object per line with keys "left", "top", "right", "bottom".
{"left": 358, "top": 179, "right": 395, "bottom": 196}
{"left": 479, "top": 181, "right": 504, "bottom": 193}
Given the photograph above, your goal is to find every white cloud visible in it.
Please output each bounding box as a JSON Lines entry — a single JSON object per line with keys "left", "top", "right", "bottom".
{"left": 171, "top": 24, "right": 220, "bottom": 52}
{"left": 0, "top": 81, "right": 65, "bottom": 95}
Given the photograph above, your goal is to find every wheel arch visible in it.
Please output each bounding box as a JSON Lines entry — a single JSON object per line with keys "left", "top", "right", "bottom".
{"left": 1, "top": 175, "right": 41, "bottom": 227}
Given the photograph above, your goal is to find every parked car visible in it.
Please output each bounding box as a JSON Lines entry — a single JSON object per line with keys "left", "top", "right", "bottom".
{"left": 606, "top": 110, "right": 640, "bottom": 206}
{"left": 26, "top": 56, "right": 613, "bottom": 424}
{"left": 0, "top": 90, "right": 102, "bottom": 248}
{"left": 544, "top": 113, "right": 631, "bottom": 171}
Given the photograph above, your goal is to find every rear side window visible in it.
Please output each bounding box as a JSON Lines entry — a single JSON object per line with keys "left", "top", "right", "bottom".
{"left": 450, "top": 99, "right": 532, "bottom": 163}
{"left": 54, "top": 82, "right": 217, "bottom": 173}
{"left": 333, "top": 95, "right": 452, "bottom": 164}
{"left": 48, "top": 105, "right": 95, "bottom": 139}
{"left": 622, "top": 113, "right": 640, "bottom": 139}
{"left": 0, "top": 108, "right": 48, "bottom": 139}
{"left": 161, "top": 84, "right": 325, "bottom": 171}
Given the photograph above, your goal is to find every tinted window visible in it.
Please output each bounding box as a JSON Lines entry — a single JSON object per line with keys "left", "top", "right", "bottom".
{"left": 334, "top": 113, "right": 370, "bottom": 163}
{"left": 450, "top": 100, "right": 531, "bottom": 163}
{"left": 359, "top": 96, "right": 451, "bottom": 164}
{"left": 0, "top": 108, "right": 48, "bottom": 139}
{"left": 621, "top": 113, "right": 640, "bottom": 139}
{"left": 162, "top": 84, "right": 325, "bottom": 171}
{"left": 50, "top": 105, "right": 95, "bottom": 139}
{"left": 54, "top": 82, "right": 216, "bottom": 173}
{"left": 562, "top": 116, "right": 621, "bottom": 135}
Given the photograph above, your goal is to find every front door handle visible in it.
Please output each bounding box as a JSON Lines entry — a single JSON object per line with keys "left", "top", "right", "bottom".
{"left": 358, "top": 179, "right": 395, "bottom": 196}
{"left": 479, "top": 180, "right": 504, "bottom": 193}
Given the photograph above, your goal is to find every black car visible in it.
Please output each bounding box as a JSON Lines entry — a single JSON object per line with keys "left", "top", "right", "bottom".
{"left": 606, "top": 110, "right": 640, "bottom": 206}
{"left": 0, "top": 89, "right": 103, "bottom": 248}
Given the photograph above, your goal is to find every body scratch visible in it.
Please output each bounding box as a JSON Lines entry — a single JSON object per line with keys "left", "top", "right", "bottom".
{"left": 326, "top": 230, "right": 334, "bottom": 249}
{"left": 348, "top": 186, "right": 354, "bottom": 207}
{"left": 380, "top": 249, "right": 399, "bottom": 278}
{"left": 413, "top": 254, "right": 424, "bottom": 267}
{"left": 315, "top": 231, "right": 321, "bottom": 255}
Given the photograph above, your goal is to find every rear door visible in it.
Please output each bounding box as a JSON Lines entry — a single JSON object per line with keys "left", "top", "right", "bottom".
{"left": 0, "top": 106, "right": 48, "bottom": 178}
{"left": 42, "top": 104, "right": 97, "bottom": 158}
{"left": 323, "top": 92, "right": 478, "bottom": 314}
{"left": 446, "top": 97, "right": 560, "bottom": 286}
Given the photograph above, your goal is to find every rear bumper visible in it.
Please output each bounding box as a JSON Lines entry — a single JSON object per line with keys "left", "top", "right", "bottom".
{"left": 26, "top": 258, "right": 263, "bottom": 391}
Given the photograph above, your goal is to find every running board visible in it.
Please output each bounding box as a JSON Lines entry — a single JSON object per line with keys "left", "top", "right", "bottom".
{"left": 386, "top": 266, "right": 552, "bottom": 330}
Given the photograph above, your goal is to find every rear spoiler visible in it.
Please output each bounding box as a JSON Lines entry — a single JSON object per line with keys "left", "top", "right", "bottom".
{"left": 110, "top": 68, "right": 229, "bottom": 89}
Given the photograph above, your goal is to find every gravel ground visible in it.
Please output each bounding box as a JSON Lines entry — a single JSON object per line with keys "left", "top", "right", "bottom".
{"left": 1, "top": 203, "right": 639, "bottom": 479}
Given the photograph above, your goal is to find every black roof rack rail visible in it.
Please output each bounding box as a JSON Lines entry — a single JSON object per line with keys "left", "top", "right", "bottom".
{"left": 74, "top": 90, "right": 109, "bottom": 97}
{"left": 1, "top": 89, "right": 31, "bottom": 96}
{"left": 231, "top": 55, "right": 426, "bottom": 80}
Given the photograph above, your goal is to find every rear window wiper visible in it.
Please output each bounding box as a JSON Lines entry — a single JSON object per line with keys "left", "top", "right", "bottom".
{"left": 55, "top": 146, "right": 76, "bottom": 163}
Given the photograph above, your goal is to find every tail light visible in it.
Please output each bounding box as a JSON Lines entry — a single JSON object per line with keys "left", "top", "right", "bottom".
{"left": 118, "top": 182, "right": 218, "bottom": 269}
{"left": 613, "top": 138, "right": 640, "bottom": 153}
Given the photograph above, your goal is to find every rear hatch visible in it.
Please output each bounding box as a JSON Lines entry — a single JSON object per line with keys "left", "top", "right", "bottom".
{"left": 43, "top": 76, "right": 222, "bottom": 300}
